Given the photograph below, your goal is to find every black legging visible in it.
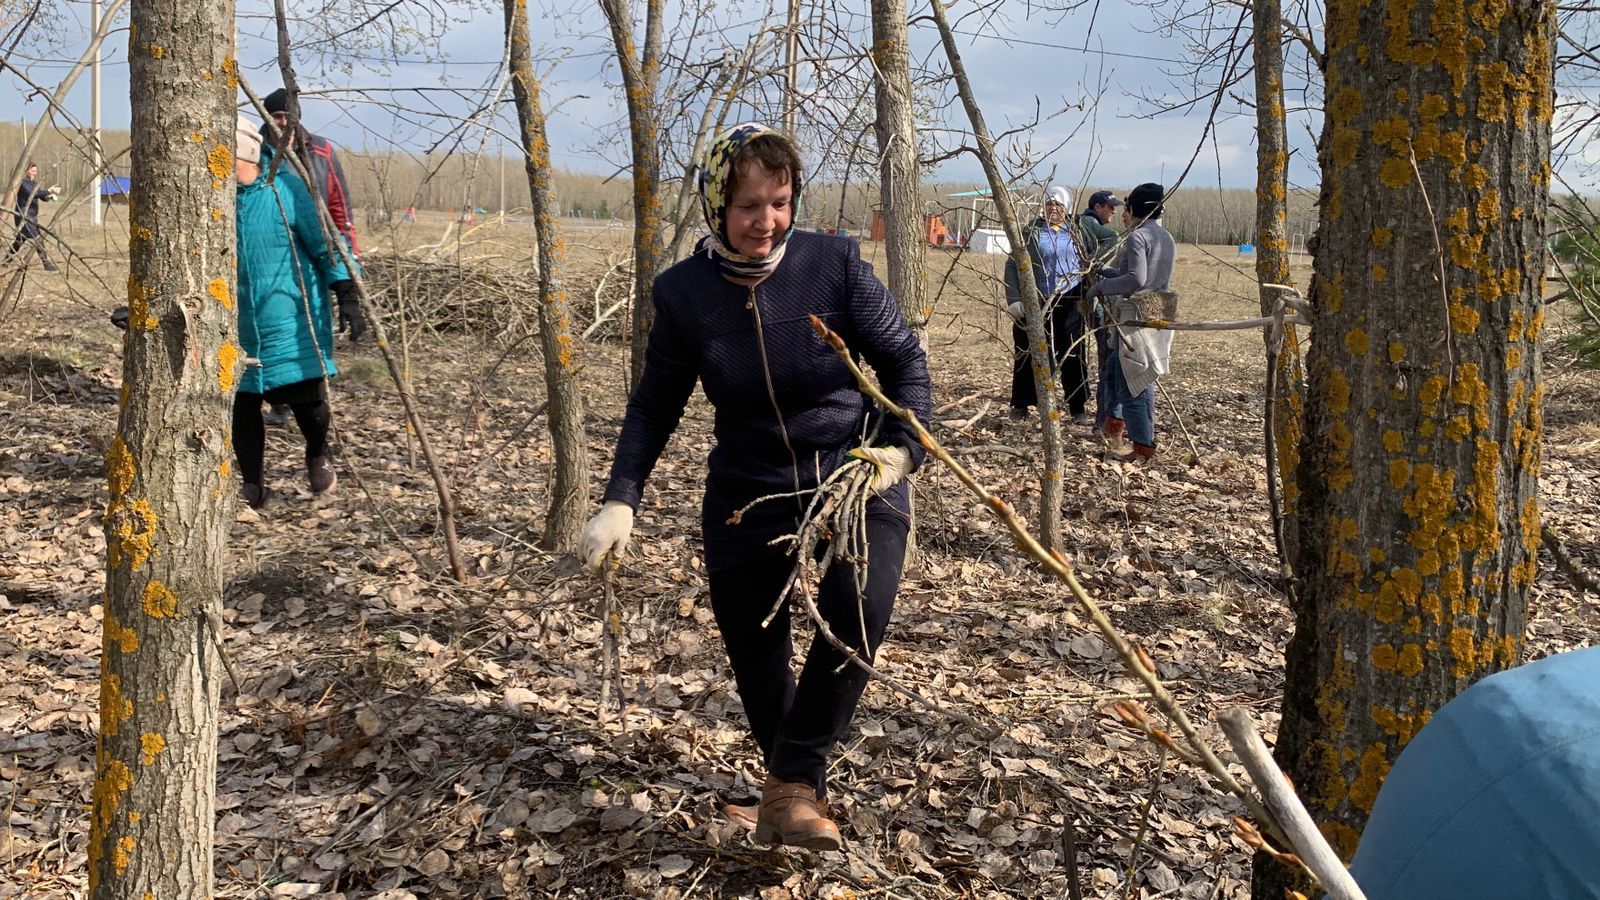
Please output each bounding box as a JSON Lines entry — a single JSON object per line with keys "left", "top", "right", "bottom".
{"left": 1011, "top": 286, "right": 1090, "bottom": 417}
{"left": 232, "top": 377, "right": 331, "bottom": 487}
{"left": 706, "top": 505, "right": 909, "bottom": 798}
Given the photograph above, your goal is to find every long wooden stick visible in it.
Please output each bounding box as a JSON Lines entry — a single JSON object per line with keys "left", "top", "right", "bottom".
{"left": 809, "top": 314, "right": 1305, "bottom": 854}
{"left": 1217, "top": 709, "right": 1368, "bottom": 900}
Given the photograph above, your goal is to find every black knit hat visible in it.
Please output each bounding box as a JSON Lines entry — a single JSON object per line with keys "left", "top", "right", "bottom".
{"left": 1128, "top": 183, "right": 1165, "bottom": 219}
{"left": 263, "top": 88, "right": 291, "bottom": 115}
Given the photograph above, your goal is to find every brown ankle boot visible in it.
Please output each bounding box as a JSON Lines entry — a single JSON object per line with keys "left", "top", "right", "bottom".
{"left": 755, "top": 777, "right": 841, "bottom": 851}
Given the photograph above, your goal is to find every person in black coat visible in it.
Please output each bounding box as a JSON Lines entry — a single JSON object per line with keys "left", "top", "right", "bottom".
{"left": 9, "top": 163, "right": 58, "bottom": 271}
{"left": 579, "top": 123, "right": 932, "bottom": 853}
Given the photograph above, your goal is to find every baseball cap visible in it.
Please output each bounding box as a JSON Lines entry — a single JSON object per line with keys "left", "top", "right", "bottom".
{"left": 1089, "top": 190, "right": 1122, "bottom": 208}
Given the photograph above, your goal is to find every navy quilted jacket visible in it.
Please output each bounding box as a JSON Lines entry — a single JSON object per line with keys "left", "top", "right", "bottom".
{"left": 602, "top": 231, "right": 933, "bottom": 571}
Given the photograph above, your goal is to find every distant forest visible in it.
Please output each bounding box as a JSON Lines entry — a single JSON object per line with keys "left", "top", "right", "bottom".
{"left": 1, "top": 122, "right": 1317, "bottom": 246}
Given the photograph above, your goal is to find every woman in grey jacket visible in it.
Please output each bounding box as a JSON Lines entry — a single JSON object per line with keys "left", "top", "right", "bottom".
{"left": 1087, "top": 183, "right": 1176, "bottom": 459}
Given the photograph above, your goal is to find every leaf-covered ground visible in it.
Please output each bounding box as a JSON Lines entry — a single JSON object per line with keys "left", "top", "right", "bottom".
{"left": 2, "top": 229, "right": 1597, "bottom": 898}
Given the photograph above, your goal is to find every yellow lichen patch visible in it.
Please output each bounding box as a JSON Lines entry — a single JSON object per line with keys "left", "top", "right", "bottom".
{"left": 142, "top": 580, "right": 178, "bottom": 618}
{"left": 1370, "top": 547, "right": 1387, "bottom": 564}
{"left": 1371, "top": 225, "right": 1394, "bottom": 249}
{"left": 207, "top": 277, "right": 233, "bottom": 309}
{"left": 220, "top": 457, "right": 231, "bottom": 480}
{"left": 101, "top": 674, "right": 135, "bottom": 736}
{"left": 1388, "top": 458, "right": 1411, "bottom": 489}
{"left": 1349, "top": 743, "right": 1391, "bottom": 813}
{"left": 1448, "top": 302, "right": 1481, "bottom": 334}
{"left": 218, "top": 342, "right": 240, "bottom": 393}
{"left": 1344, "top": 327, "right": 1370, "bottom": 357}
{"left": 1371, "top": 643, "right": 1397, "bottom": 671}
{"left": 1382, "top": 429, "right": 1404, "bottom": 453}
{"left": 1397, "top": 642, "right": 1424, "bottom": 676}
{"left": 87, "top": 756, "right": 134, "bottom": 890}
{"left": 106, "top": 497, "right": 158, "bottom": 571}
{"left": 140, "top": 732, "right": 166, "bottom": 765}
{"left": 104, "top": 614, "right": 139, "bottom": 654}
{"left": 148, "top": 44, "right": 165, "bottom": 59}
{"left": 1372, "top": 265, "right": 1388, "bottom": 283}
{"left": 119, "top": 382, "right": 129, "bottom": 410}
{"left": 112, "top": 835, "right": 136, "bottom": 874}
{"left": 207, "top": 144, "right": 232, "bottom": 181}
{"left": 106, "top": 435, "right": 136, "bottom": 498}
{"left": 1448, "top": 627, "right": 1477, "bottom": 678}
{"left": 1379, "top": 157, "right": 1413, "bottom": 190}
{"left": 126, "top": 276, "right": 158, "bottom": 330}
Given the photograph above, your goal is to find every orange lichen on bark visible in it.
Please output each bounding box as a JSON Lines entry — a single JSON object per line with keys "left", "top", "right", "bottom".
{"left": 106, "top": 498, "right": 158, "bottom": 571}
{"left": 104, "top": 615, "right": 139, "bottom": 655}
{"left": 140, "top": 732, "right": 166, "bottom": 765}
{"left": 142, "top": 580, "right": 178, "bottom": 618}
{"left": 1349, "top": 743, "right": 1392, "bottom": 813}
{"left": 207, "top": 277, "right": 233, "bottom": 309}
{"left": 106, "top": 436, "right": 135, "bottom": 498}
{"left": 218, "top": 341, "right": 240, "bottom": 393}
{"left": 100, "top": 673, "right": 134, "bottom": 735}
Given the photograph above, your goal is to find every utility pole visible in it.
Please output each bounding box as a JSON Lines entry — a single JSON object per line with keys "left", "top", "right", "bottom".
{"left": 782, "top": 0, "right": 799, "bottom": 136}
{"left": 498, "top": 143, "right": 505, "bottom": 214}
{"left": 90, "top": 0, "right": 103, "bottom": 225}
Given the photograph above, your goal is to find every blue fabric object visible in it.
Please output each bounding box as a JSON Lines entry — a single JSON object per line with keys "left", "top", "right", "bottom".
{"left": 602, "top": 230, "right": 932, "bottom": 572}
{"left": 235, "top": 173, "right": 351, "bottom": 394}
{"left": 1350, "top": 647, "right": 1600, "bottom": 900}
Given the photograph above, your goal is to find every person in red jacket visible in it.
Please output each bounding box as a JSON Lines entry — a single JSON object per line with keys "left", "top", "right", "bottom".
{"left": 260, "top": 88, "right": 363, "bottom": 341}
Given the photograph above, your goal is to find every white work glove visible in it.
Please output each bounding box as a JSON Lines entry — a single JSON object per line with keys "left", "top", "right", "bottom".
{"left": 578, "top": 501, "right": 634, "bottom": 571}
{"left": 1007, "top": 301, "right": 1025, "bottom": 323}
{"left": 44, "top": 185, "right": 60, "bottom": 200}
{"left": 848, "top": 445, "right": 914, "bottom": 495}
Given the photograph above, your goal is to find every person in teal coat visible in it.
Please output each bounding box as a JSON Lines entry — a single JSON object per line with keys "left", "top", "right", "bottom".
{"left": 232, "top": 114, "right": 356, "bottom": 508}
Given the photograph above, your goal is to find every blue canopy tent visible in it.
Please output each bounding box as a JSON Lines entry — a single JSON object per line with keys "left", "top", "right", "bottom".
{"left": 100, "top": 176, "right": 131, "bottom": 204}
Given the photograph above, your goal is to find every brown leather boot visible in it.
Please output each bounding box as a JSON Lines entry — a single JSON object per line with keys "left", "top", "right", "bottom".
{"left": 755, "top": 776, "right": 841, "bottom": 851}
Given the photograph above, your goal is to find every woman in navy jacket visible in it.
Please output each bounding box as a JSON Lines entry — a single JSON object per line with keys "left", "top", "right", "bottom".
{"left": 580, "top": 123, "right": 932, "bottom": 852}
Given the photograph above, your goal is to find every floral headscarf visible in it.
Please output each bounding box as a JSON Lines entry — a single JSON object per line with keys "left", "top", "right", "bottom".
{"left": 698, "top": 122, "right": 800, "bottom": 280}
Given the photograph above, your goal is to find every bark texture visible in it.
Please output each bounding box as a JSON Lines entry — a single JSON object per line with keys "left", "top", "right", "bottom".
{"left": 927, "top": 0, "right": 1064, "bottom": 551}
{"left": 92, "top": 0, "right": 234, "bottom": 895}
{"left": 871, "top": 0, "right": 927, "bottom": 335}
{"left": 1252, "top": 0, "right": 1304, "bottom": 579}
{"left": 598, "top": 0, "right": 664, "bottom": 391}
{"left": 1262, "top": 1, "right": 1553, "bottom": 894}
{"left": 507, "top": 0, "right": 591, "bottom": 551}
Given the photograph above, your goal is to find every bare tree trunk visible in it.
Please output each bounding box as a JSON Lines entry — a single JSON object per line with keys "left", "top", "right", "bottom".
{"left": 1252, "top": 0, "right": 1303, "bottom": 585}
{"left": 507, "top": 0, "right": 591, "bottom": 552}
{"left": 871, "top": 0, "right": 927, "bottom": 335}
{"left": 599, "top": 0, "right": 665, "bottom": 392}
{"left": 90, "top": 0, "right": 233, "bottom": 895}
{"left": 927, "top": 0, "right": 1063, "bottom": 550}
{"left": 1260, "top": 1, "right": 1553, "bottom": 895}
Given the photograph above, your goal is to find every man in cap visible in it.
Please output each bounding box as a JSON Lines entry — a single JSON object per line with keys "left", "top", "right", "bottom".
{"left": 1004, "top": 185, "right": 1093, "bottom": 425}
{"left": 1078, "top": 190, "right": 1121, "bottom": 268}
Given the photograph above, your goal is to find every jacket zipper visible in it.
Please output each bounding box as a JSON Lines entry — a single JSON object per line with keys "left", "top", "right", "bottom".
{"left": 745, "top": 282, "right": 805, "bottom": 503}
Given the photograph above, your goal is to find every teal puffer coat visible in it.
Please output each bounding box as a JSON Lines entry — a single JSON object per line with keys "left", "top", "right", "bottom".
{"left": 236, "top": 172, "right": 352, "bottom": 394}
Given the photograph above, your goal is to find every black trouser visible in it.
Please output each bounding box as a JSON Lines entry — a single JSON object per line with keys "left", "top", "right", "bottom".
{"left": 8, "top": 219, "right": 54, "bottom": 267}
{"left": 1011, "top": 286, "right": 1089, "bottom": 416}
{"left": 707, "top": 506, "right": 909, "bottom": 797}
{"left": 232, "top": 377, "right": 331, "bottom": 487}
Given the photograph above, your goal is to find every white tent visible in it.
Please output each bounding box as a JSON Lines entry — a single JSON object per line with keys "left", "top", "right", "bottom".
{"left": 969, "top": 228, "right": 1011, "bottom": 255}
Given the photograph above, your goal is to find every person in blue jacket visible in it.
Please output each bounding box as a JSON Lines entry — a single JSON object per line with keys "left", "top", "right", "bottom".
{"left": 232, "top": 115, "right": 356, "bottom": 508}
{"left": 578, "top": 123, "right": 932, "bottom": 853}
{"left": 1349, "top": 646, "right": 1600, "bottom": 899}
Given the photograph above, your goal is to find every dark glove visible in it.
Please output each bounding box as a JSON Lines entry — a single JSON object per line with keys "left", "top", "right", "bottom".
{"left": 332, "top": 280, "right": 366, "bottom": 342}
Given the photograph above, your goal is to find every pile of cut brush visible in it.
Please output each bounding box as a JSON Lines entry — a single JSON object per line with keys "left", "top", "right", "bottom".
{"left": 359, "top": 251, "right": 540, "bottom": 342}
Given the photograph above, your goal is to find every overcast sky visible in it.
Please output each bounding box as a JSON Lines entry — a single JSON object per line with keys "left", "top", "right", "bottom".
{"left": 1, "top": 0, "right": 1337, "bottom": 194}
